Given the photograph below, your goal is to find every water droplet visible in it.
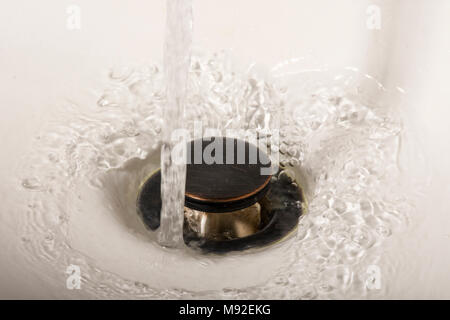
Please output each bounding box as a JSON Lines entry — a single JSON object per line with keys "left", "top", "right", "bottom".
{"left": 109, "top": 66, "right": 133, "bottom": 81}
{"left": 332, "top": 198, "right": 347, "bottom": 214}
{"left": 21, "top": 178, "right": 43, "bottom": 190}
{"left": 376, "top": 225, "right": 392, "bottom": 237}
{"left": 97, "top": 89, "right": 128, "bottom": 108}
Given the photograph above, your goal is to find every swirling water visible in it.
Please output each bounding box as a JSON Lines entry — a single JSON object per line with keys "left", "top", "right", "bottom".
{"left": 17, "top": 51, "right": 416, "bottom": 299}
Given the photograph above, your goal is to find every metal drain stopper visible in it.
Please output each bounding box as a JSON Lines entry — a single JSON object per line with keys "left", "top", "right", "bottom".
{"left": 137, "top": 137, "right": 305, "bottom": 253}
{"left": 184, "top": 137, "right": 272, "bottom": 213}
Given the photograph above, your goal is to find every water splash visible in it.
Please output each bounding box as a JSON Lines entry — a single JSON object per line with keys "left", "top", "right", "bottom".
{"left": 16, "top": 52, "right": 418, "bottom": 298}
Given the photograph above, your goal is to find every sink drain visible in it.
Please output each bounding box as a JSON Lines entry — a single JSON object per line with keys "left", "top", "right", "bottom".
{"left": 137, "top": 137, "right": 306, "bottom": 253}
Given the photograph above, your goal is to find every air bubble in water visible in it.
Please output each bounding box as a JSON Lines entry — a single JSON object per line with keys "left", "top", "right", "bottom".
{"left": 21, "top": 178, "right": 43, "bottom": 190}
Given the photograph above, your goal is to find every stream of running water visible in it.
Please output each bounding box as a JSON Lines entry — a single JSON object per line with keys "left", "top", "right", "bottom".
{"left": 157, "top": 0, "right": 193, "bottom": 247}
